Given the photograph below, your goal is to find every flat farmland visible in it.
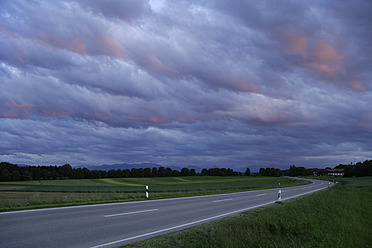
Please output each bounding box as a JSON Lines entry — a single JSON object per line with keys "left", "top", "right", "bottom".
{"left": 0, "top": 176, "right": 307, "bottom": 211}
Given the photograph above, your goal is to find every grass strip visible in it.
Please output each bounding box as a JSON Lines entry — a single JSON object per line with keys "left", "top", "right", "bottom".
{"left": 0, "top": 176, "right": 307, "bottom": 211}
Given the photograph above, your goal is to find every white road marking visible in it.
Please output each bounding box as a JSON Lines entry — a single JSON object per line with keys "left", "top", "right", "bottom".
{"left": 255, "top": 193, "right": 266, "bottom": 196}
{"left": 213, "top": 198, "right": 232, "bottom": 203}
{"left": 0, "top": 190, "right": 276, "bottom": 215}
{"left": 92, "top": 182, "right": 331, "bottom": 248}
{"left": 104, "top": 209, "right": 158, "bottom": 218}
{"left": 90, "top": 201, "right": 276, "bottom": 248}
{"left": 282, "top": 186, "right": 330, "bottom": 201}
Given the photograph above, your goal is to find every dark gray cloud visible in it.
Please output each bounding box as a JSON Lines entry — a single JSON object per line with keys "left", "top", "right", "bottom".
{"left": 0, "top": 0, "right": 371, "bottom": 170}
{"left": 77, "top": 0, "right": 151, "bottom": 21}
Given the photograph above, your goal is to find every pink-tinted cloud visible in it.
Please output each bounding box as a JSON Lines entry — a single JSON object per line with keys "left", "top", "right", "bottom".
{"left": 178, "top": 118, "right": 196, "bottom": 124}
{"left": 281, "top": 32, "right": 346, "bottom": 83}
{"left": 39, "top": 110, "right": 68, "bottom": 117}
{"left": 233, "top": 81, "right": 259, "bottom": 93}
{"left": 67, "top": 40, "right": 87, "bottom": 56}
{"left": 138, "top": 53, "right": 183, "bottom": 79}
{"left": 127, "top": 113, "right": 196, "bottom": 125}
{"left": 24, "top": 29, "right": 126, "bottom": 58}
{"left": 282, "top": 32, "right": 308, "bottom": 58}
{"left": 357, "top": 114, "right": 372, "bottom": 132}
{"left": 0, "top": 27, "right": 21, "bottom": 40}
{"left": 99, "top": 37, "right": 126, "bottom": 58}
{"left": 0, "top": 101, "right": 70, "bottom": 119}
{"left": 128, "top": 115, "right": 170, "bottom": 124}
{"left": 0, "top": 102, "right": 34, "bottom": 119}
{"left": 348, "top": 81, "right": 366, "bottom": 92}
{"left": 306, "top": 63, "right": 343, "bottom": 77}
{"left": 94, "top": 112, "right": 112, "bottom": 122}
{"left": 197, "top": 70, "right": 259, "bottom": 93}
{"left": 28, "top": 29, "right": 87, "bottom": 56}
{"left": 306, "top": 43, "right": 344, "bottom": 78}
{"left": 12, "top": 44, "right": 30, "bottom": 64}
{"left": 311, "top": 43, "right": 343, "bottom": 63}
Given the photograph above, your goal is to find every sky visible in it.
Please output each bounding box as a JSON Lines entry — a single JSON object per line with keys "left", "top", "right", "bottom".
{"left": 0, "top": 0, "right": 371, "bottom": 171}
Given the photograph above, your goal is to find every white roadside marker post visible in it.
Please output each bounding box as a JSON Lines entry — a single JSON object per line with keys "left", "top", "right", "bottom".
{"left": 146, "top": 185, "right": 149, "bottom": 199}
{"left": 277, "top": 189, "right": 281, "bottom": 202}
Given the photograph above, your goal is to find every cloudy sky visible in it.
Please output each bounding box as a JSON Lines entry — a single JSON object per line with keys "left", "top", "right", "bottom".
{"left": 1, "top": 0, "right": 371, "bottom": 170}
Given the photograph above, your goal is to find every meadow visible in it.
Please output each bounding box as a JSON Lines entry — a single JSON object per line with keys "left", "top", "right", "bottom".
{"left": 125, "top": 177, "right": 372, "bottom": 248}
{"left": 0, "top": 176, "right": 306, "bottom": 211}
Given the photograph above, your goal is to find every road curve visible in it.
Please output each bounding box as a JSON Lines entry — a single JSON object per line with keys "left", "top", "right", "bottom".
{"left": 0, "top": 178, "right": 331, "bottom": 248}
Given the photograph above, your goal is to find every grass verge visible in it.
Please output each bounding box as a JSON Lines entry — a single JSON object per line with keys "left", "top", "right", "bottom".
{"left": 125, "top": 177, "right": 372, "bottom": 248}
{"left": 0, "top": 176, "right": 307, "bottom": 211}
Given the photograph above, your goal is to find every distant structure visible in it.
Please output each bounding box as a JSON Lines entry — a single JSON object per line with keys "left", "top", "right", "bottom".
{"left": 326, "top": 168, "right": 344, "bottom": 176}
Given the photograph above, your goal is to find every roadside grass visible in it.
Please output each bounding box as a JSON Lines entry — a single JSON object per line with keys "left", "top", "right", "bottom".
{"left": 0, "top": 176, "right": 306, "bottom": 211}
{"left": 125, "top": 177, "right": 372, "bottom": 248}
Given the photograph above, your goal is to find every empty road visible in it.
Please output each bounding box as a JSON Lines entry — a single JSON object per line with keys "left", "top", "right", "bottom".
{"left": 0, "top": 178, "right": 331, "bottom": 248}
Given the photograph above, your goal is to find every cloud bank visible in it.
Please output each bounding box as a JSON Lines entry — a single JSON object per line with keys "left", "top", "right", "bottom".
{"left": 1, "top": 0, "right": 371, "bottom": 170}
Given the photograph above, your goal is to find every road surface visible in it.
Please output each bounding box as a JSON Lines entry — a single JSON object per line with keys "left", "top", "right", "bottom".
{"left": 0, "top": 178, "right": 331, "bottom": 248}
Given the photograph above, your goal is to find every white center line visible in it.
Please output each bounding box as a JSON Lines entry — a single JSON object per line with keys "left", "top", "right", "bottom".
{"left": 104, "top": 209, "right": 158, "bottom": 218}
{"left": 255, "top": 193, "right": 266, "bottom": 196}
{"left": 213, "top": 198, "right": 232, "bottom": 203}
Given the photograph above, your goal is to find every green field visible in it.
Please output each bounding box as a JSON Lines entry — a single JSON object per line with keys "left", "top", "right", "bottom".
{"left": 0, "top": 176, "right": 305, "bottom": 211}
{"left": 125, "top": 177, "right": 372, "bottom": 248}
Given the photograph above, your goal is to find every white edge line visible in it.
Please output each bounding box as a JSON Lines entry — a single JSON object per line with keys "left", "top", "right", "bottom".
{"left": 91, "top": 182, "right": 331, "bottom": 248}
{"left": 213, "top": 198, "right": 232, "bottom": 203}
{"left": 89, "top": 201, "right": 276, "bottom": 248}
{"left": 104, "top": 209, "right": 158, "bottom": 218}
{"left": 282, "top": 186, "right": 329, "bottom": 201}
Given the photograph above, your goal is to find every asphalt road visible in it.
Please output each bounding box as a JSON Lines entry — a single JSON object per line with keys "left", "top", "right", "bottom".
{"left": 0, "top": 178, "right": 331, "bottom": 248}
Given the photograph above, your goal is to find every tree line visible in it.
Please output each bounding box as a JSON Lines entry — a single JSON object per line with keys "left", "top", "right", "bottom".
{"left": 335, "top": 160, "right": 372, "bottom": 177}
{"left": 1, "top": 160, "right": 370, "bottom": 182}
{"left": 0, "top": 162, "right": 250, "bottom": 181}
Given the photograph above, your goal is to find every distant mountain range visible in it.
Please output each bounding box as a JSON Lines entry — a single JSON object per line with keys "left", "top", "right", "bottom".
{"left": 17, "top": 162, "right": 249, "bottom": 173}
{"left": 84, "top": 163, "right": 204, "bottom": 172}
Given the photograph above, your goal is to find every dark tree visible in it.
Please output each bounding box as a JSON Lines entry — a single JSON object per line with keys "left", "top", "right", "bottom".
{"left": 41, "top": 169, "right": 51, "bottom": 180}
{"left": 73, "top": 168, "right": 84, "bottom": 179}
{"left": 172, "top": 170, "right": 180, "bottom": 177}
{"left": 1, "top": 169, "right": 11, "bottom": 181}
{"left": 137, "top": 168, "right": 144, "bottom": 178}
{"left": 158, "top": 167, "right": 166, "bottom": 177}
{"left": 151, "top": 167, "right": 158, "bottom": 177}
{"left": 288, "top": 165, "right": 296, "bottom": 177}
{"left": 180, "top": 168, "right": 190, "bottom": 176}
{"left": 21, "top": 170, "right": 33, "bottom": 181}
{"left": 343, "top": 164, "right": 354, "bottom": 177}
{"left": 91, "top": 170, "right": 101, "bottom": 178}
{"left": 131, "top": 168, "right": 138, "bottom": 178}
{"left": 144, "top": 168, "right": 152, "bottom": 177}
{"left": 108, "top": 169, "right": 118, "bottom": 178}
{"left": 201, "top": 168, "right": 209, "bottom": 176}
{"left": 123, "top": 169, "right": 131, "bottom": 177}
{"left": 60, "top": 164, "right": 72, "bottom": 178}
{"left": 165, "top": 167, "right": 173, "bottom": 177}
